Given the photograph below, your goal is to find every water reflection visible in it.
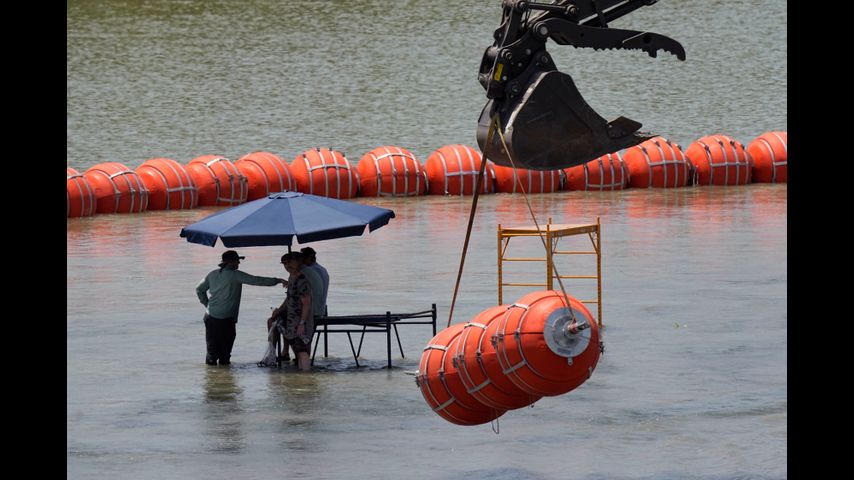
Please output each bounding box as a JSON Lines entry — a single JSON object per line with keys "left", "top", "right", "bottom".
{"left": 264, "top": 370, "right": 322, "bottom": 452}
{"left": 202, "top": 366, "right": 245, "bottom": 453}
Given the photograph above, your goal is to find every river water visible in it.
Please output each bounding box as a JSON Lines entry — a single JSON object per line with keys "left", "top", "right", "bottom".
{"left": 67, "top": 1, "right": 787, "bottom": 479}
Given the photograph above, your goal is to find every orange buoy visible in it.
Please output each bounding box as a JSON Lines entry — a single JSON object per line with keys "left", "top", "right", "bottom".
{"left": 685, "top": 134, "right": 752, "bottom": 186}
{"left": 455, "top": 305, "right": 542, "bottom": 410}
{"left": 562, "top": 152, "right": 629, "bottom": 191}
{"left": 492, "top": 164, "right": 562, "bottom": 193}
{"left": 494, "top": 290, "right": 601, "bottom": 397}
{"left": 424, "top": 144, "right": 496, "bottom": 195}
{"left": 623, "top": 137, "right": 692, "bottom": 188}
{"left": 67, "top": 167, "right": 96, "bottom": 218}
{"left": 185, "top": 155, "right": 248, "bottom": 206}
{"left": 135, "top": 157, "right": 199, "bottom": 210}
{"left": 416, "top": 323, "right": 506, "bottom": 426}
{"left": 291, "top": 148, "right": 359, "bottom": 198}
{"left": 356, "top": 146, "right": 427, "bottom": 197}
{"left": 747, "top": 131, "right": 787, "bottom": 183}
{"left": 83, "top": 162, "right": 149, "bottom": 214}
{"left": 235, "top": 151, "right": 296, "bottom": 201}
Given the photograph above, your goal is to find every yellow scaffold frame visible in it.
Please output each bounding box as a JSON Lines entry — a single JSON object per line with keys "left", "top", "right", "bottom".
{"left": 497, "top": 217, "right": 603, "bottom": 327}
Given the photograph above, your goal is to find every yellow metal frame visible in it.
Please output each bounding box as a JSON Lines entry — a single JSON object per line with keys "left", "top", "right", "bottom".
{"left": 497, "top": 217, "right": 603, "bottom": 327}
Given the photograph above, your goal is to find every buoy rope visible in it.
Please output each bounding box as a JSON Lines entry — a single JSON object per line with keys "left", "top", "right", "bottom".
{"left": 446, "top": 117, "right": 495, "bottom": 328}
{"left": 491, "top": 116, "right": 576, "bottom": 321}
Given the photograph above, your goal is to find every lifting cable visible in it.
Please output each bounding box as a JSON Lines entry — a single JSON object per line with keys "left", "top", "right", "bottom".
{"left": 447, "top": 114, "right": 576, "bottom": 329}
{"left": 446, "top": 116, "right": 494, "bottom": 328}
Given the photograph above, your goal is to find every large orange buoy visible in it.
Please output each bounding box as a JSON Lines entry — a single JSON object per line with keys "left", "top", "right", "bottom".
{"left": 291, "top": 148, "right": 359, "bottom": 199}
{"left": 494, "top": 290, "right": 601, "bottom": 397}
{"left": 135, "top": 157, "right": 199, "bottom": 210}
{"left": 623, "top": 137, "right": 692, "bottom": 188}
{"left": 235, "top": 151, "right": 296, "bottom": 201}
{"left": 424, "top": 144, "right": 496, "bottom": 195}
{"left": 685, "top": 134, "right": 752, "bottom": 186}
{"left": 356, "top": 146, "right": 427, "bottom": 197}
{"left": 455, "top": 305, "right": 542, "bottom": 410}
{"left": 67, "top": 167, "right": 96, "bottom": 218}
{"left": 416, "top": 323, "right": 506, "bottom": 426}
{"left": 562, "top": 152, "right": 629, "bottom": 191}
{"left": 747, "top": 131, "right": 787, "bottom": 183}
{"left": 185, "top": 155, "right": 248, "bottom": 206}
{"left": 492, "top": 164, "right": 562, "bottom": 193}
{"left": 83, "top": 162, "right": 149, "bottom": 214}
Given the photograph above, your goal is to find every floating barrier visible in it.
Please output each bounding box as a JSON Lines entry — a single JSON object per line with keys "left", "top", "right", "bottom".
{"left": 493, "top": 165, "right": 562, "bottom": 193}
{"left": 623, "top": 137, "right": 692, "bottom": 188}
{"left": 455, "top": 305, "right": 542, "bottom": 410}
{"left": 135, "top": 157, "right": 198, "bottom": 210}
{"left": 235, "top": 151, "right": 296, "bottom": 201}
{"left": 493, "top": 290, "right": 601, "bottom": 397}
{"left": 747, "top": 131, "right": 787, "bottom": 183}
{"left": 357, "top": 146, "right": 427, "bottom": 197}
{"left": 424, "top": 144, "right": 496, "bottom": 195}
{"left": 67, "top": 167, "right": 96, "bottom": 217}
{"left": 562, "top": 152, "right": 629, "bottom": 191}
{"left": 685, "top": 135, "right": 752, "bottom": 186}
{"left": 416, "top": 322, "right": 506, "bottom": 426}
{"left": 83, "top": 162, "right": 149, "bottom": 214}
{"left": 291, "top": 148, "right": 359, "bottom": 199}
{"left": 185, "top": 155, "right": 248, "bottom": 206}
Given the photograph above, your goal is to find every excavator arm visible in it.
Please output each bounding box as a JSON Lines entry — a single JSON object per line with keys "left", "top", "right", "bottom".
{"left": 476, "top": 0, "right": 685, "bottom": 170}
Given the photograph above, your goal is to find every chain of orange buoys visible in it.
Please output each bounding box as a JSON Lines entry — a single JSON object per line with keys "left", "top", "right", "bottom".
{"left": 66, "top": 132, "right": 787, "bottom": 217}
{"left": 415, "top": 128, "right": 787, "bottom": 429}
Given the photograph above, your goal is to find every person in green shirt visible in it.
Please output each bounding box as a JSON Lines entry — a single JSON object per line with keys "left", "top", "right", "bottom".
{"left": 196, "top": 250, "right": 285, "bottom": 366}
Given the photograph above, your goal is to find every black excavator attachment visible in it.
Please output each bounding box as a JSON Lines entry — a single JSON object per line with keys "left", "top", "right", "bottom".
{"left": 476, "top": 0, "right": 685, "bottom": 170}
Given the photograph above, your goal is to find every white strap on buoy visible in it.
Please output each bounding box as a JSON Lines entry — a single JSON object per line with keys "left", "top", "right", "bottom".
{"left": 373, "top": 148, "right": 421, "bottom": 197}
{"left": 696, "top": 136, "right": 749, "bottom": 185}
{"left": 758, "top": 133, "right": 787, "bottom": 182}
{"left": 205, "top": 157, "right": 245, "bottom": 205}
{"left": 432, "top": 397, "right": 455, "bottom": 412}
{"left": 67, "top": 172, "right": 96, "bottom": 216}
{"left": 586, "top": 152, "right": 626, "bottom": 190}
{"left": 108, "top": 168, "right": 147, "bottom": 213}
{"left": 437, "top": 145, "right": 486, "bottom": 195}
{"left": 637, "top": 138, "right": 687, "bottom": 188}
{"left": 467, "top": 378, "right": 491, "bottom": 394}
{"left": 144, "top": 160, "right": 197, "bottom": 209}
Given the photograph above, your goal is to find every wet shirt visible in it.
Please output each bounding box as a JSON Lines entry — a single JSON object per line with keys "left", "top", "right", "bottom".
{"left": 301, "top": 266, "right": 325, "bottom": 317}
{"left": 306, "top": 262, "right": 329, "bottom": 307}
{"left": 196, "top": 267, "right": 280, "bottom": 320}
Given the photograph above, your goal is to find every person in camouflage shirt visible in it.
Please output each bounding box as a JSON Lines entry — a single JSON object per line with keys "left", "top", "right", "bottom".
{"left": 270, "top": 251, "right": 314, "bottom": 371}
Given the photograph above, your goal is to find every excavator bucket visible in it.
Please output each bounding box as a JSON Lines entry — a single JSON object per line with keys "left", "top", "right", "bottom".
{"left": 476, "top": 69, "right": 653, "bottom": 171}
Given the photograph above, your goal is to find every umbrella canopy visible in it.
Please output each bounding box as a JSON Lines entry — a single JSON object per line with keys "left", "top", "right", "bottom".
{"left": 180, "top": 191, "right": 395, "bottom": 247}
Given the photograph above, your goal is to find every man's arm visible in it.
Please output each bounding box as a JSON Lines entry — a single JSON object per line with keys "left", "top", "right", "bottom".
{"left": 298, "top": 294, "right": 311, "bottom": 325}
{"left": 271, "top": 298, "right": 287, "bottom": 319}
{"left": 296, "top": 293, "right": 312, "bottom": 338}
{"left": 234, "top": 270, "right": 284, "bottom": 287}
{"left": 195, "top": 276, "right": 209, "bottom": 307}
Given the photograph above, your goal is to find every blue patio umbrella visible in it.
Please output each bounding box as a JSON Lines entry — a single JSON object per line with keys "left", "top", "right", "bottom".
{"left": 179, "top": 192, "right": 395, "bottom": 248}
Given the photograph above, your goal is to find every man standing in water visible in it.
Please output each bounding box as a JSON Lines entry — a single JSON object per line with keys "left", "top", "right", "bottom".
{"left": 196, "top": 250, "right": 285, "bottom": 366}
{"left": 301, "top": 247, "right": 329, "bottom": 316}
